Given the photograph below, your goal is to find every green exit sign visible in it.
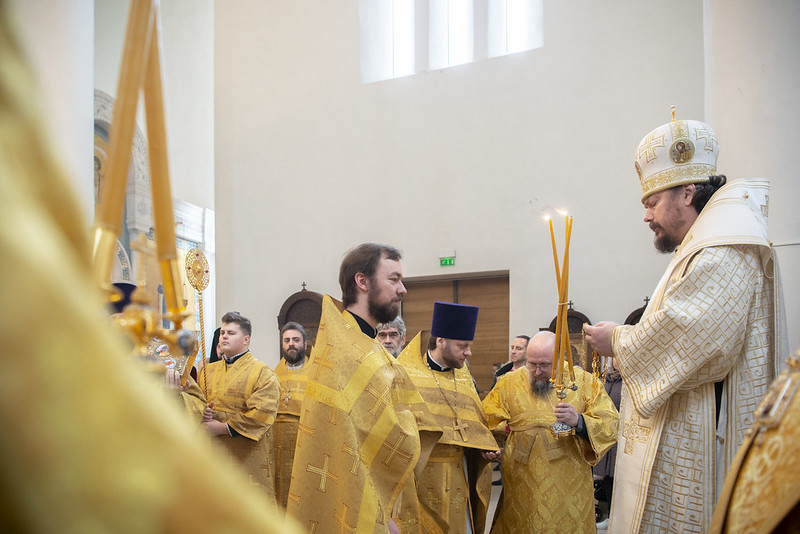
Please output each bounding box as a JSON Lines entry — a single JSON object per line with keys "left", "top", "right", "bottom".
{"left": 440, "top": 257, "right": 455, "bottom": 266}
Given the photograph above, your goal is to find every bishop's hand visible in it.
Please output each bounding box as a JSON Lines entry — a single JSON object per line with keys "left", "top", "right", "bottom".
{"left": 583, "top": 322, "right": 619, "bottom": 357}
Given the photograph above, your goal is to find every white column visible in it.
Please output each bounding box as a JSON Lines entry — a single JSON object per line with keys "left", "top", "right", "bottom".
{"left": 705, "top": 0, "right": 800, "bottom": 351}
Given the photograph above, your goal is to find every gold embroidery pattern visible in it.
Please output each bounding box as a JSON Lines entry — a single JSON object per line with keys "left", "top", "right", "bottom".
{"left": 723, "top": 359, "right": 800, "bottom": 533}
{"left": 622, "top": 412, "right": 651, "bottom": 455}
{"left": 334, "top": 503, "right": 356, "bottom": 533}
{"left": 618, "top": 246, "right": 775, "bottom": 533}
{"left": 380, "top": 431, "right": 414, "bottom": 468}
{"left": 640, "top": 163, "right": 716, "bottom": 195}
{"left": 341, "top": 444, "right": 360, "bottom": 475}
{"left": 638, "top": 130, "right": 665, "bottom": 163}
{"left": 310, "top": 344, "right": 335, "bottom": 379}
{"left": 296, "top": 408, "right": 315, "bottom": 447}
{"left": 693, "top": 125, "right": 718, "bottom": 151}
{"left": 366, "top": 383, "right": 392, "bottom": 415}
{"left": 306, "top": 454, "right": 339, "bottom": 492}
{"left": 642, "top": 390, "right": 710, "bottom": 532}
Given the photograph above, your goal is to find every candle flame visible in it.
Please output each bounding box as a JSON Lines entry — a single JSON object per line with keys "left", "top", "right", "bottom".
{"left": 555, "top": 208, "right": 569, "bottom": 217}
{"left": 542, "top": 214, "right": 552, "bottom": 222}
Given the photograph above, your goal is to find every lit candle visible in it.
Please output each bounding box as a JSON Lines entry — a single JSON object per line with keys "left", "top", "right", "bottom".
{"left": 562, "top": 217, "right": 575, "bottom": 382}
{"left": 547, "top": 216, "right": 562, "bottom": 378}
{"left": 548, "top": 217, "right": 561, "bottom": 285}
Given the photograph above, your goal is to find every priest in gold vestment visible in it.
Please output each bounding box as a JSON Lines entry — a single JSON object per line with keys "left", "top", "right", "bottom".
{"left": 397, "top": 302, "right": 498, "bottom": 534}
{"left": 584, "top": 112, "right": 788, "bottom": 533}
{"left": 197, "top": 312, "right": 280, "bottom": 502}
{"left": 272, "top": 321, "right": 310, "bottom": 508}
{"left": 287, "top": 244, "right": 440, "bottom": 533}
{"left": 0, "top": 3, "right": 297, "bottom": 529}
{"left": 482, "top": 331, "right": 619, "bottom": 532}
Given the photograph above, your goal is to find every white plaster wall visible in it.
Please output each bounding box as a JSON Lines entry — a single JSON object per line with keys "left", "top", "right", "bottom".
{"left": 705, "top": 0, "right": 800, "bottom": 352}
{"left": 12, "top": 0, "right": 94, "bottom": 216}
{"left": 17, "top": 0, "right": 794, "bottom": 364}
{"left": 215, "top": 0, "right": 708, "bottom": 362}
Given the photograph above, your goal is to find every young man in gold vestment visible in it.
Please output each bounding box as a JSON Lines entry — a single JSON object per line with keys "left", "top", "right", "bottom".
{"left": 584, "top": 111, "right": 788, "bottom": 533}
{"left": 397, "top": 301, "right": 498, "bottom": 533}
{"left": 482, "top": 331, "right": 619, "bottom": 532}
{"left": 287, "top": 244, "right": 441, "bottom": 534}
{"left": 198, "top": 312, "right": 280, "bottom": 502}
{"left": 271, "top": 321, "right": 310, "bottom": 508}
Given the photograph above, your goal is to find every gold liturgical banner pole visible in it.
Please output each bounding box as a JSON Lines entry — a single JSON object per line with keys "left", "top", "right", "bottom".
{"left": 92, "top": 0, "right": 197, "bottom": 384}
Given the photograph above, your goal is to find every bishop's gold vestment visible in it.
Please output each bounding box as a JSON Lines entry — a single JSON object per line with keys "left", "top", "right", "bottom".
{"left": 272, "top": 357, "right": 309, "bottom": 508}
{"left": 287, "top": 296, "right": 440, "bottom": 533}
{"left": 610, "top": 180, "right": 788, "bottom": 534}
{"left": 397, "top": 331, "right": 498, "bottom": 533}
{"left": 482, "top": 366, "right": 618, "bottom": 533}
{"left": 197, "top": 352, "right": 280, "bottom": 500}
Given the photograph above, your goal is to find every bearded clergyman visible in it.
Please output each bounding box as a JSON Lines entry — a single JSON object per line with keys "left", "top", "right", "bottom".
{"left": 584, "top": 109, "right": 788, "bottom": 533}
{"left": 482, "top": 331, "right": 618, "bottom": 532}
{"left": 286, "top": 243, "right": 440, "bottom": 534}
{"left": 271, "top": 321, "right": 310, "bottom": 509}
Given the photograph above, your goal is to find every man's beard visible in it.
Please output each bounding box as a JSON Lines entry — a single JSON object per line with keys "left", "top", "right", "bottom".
{"left": 283, "top": 346, "right": 306, "bottom": 365}
{"left": 440, "top": 341, "right": 465, "bottom": 369}
{"left": 386, "top": 344, "right": 402, "bottom": 358}
{"left": 368, "top": 291, "right": 401, "bottom": 324}
{"left": 651, "top": 222, "right": 681, "bottom": 254}
{"left": 650, "top": 203, "right": 690, "bottom": 254}
{"left": 530, "top": 377, "right": 551, "bottom": 398}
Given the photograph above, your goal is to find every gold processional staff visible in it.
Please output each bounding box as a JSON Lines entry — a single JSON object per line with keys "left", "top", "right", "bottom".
{"left": 186, "top": 248, "right": 210, "bottom": 396}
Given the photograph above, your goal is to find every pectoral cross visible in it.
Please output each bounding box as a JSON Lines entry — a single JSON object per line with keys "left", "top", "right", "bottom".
{"left": 282, "top": 390, "right": 292, "bottom": 404}
{"left": 454, "top": 417, "right": 468, "bottom": 442}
